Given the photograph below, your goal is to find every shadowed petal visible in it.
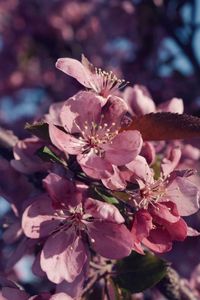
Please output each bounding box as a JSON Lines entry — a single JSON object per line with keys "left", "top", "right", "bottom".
{"left": 49, "top": 124, "right": 84, "bottom": 155}
{"left": 165, "top": 218, "right": 187, "bottom": 241}
{"left": 41, "top": 230, "right": 87, "bottom": 284}
{"left": 45, "top": 101, "right": 65, "bottom": 126}
{"left": 150, "top": 202, "right": 180, "bottom": 224}
{"left": 102, "top": 166, "right": 127, "bottom": 190}
{"left": 43, "top": 173, "right": 79, "bottom": 208}
{"left": 2, "top": 288, "right": 28, "bottom": 300}
{"left": 77, "top": 151, "right": 113, "bottom": 179}
{"left": 131, "top": 210, "right": 153, "bottom": 242}
{"left": 88, "top": 222, "right": 132, "bottom": 259}
{"left": 22, "top": 195, "right": 60, "bottom": 239}
{"left": 143, "top": 228, "right": 172, "bottom": 253}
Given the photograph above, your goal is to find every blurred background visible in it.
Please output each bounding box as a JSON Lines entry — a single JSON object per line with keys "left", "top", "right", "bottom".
{"left": 0, "top": 0, "right": 200, "bottom": 288}
{"left": 0, "top": 0, "right": 200, "bottom": 138}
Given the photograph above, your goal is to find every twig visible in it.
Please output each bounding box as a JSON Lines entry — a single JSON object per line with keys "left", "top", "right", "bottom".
{"left": 81, "top": 270, "right": 108, "bottom": 297}
{"left": 157, "top": 267, "right": 198, "bottom": 300}
{"left": 0, "top": 127, "right": 18, "bottom": 149}
{"left": 150, "top": 0, "right": 200, "bottom": 78}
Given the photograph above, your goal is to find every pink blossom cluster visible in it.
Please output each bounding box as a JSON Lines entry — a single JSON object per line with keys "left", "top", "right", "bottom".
{"left": 0, "top": 56, "right": 200, "bottom": 299}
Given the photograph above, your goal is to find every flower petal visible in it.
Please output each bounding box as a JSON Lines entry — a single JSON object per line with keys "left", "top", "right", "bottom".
{"left": 161, "top": 147, "right": 181, "bottom": 177}
{"left": 101, "top": 95, "right": 128, "bottom": 127}
{"left": 41, "top": 230, "right": 87, "bottom": 284}
{"left": 56, "top": 261, "right": 88, "bottom": 299}
{"left": 102, "top": 166, "right": 127, "bottom": 190}
{"left": 43, "top": 173, "right": 79, "bottom": 208}
{"left": 88, "top": 222, "right": 132, "bottom": 259}
{"left": 158, "top": 98, "right": 184, "bottom": 114}
{"left": 2, "top": 287, "right": 28, "bottom": 300}
{"left": 140, "top": 142, "right": 155, "bottom": 165}
{"left": 123, "top": 85, "right": 156, "bottom": 116}
{"left": 165, "top": 218, "right": 187, "bottom": 241}
{"left": 32, "top": 252, "right": 46, "bottom": 277}
{"left": 77, "top": 151, "right": 113, "bottom": 179}
{"left": 45, "top": 101, "right": 65, "bottom": 126}
{"left": 56, "top": 58, "right": 93, "bottom": 88}
{"left": 60, "top": 91, "right": 102, "bottom": 133}
{"left": 49, "top": 124, "right": 83, "bottom": 155}
{"left": 131, "top": 210, "right": 153, "bottom": 242}
{"left": 22, "top": 194, "right": 59, "bottom": 239}
{"left": 167, "top": 177, "right": 200, "bottom": 216}
{"left": 143, "top": 228, "right": 172, "bottom": 253}
{"left": 150, "top": 202, "right": 180, "bottom": 224}
{"left": 187, "top": 226, "right": 200, "bottom": 236}
{"left": 103, "top": 130, "right": 142, "bottom": 166}
{"left": 84, "top": 198, "right": 124, "bottom": 223}
{"left": 125, "top": 155, "right": 153, "bottom": 184}
{"left": 50, "top": 293, "right": 73, "bottom": 300}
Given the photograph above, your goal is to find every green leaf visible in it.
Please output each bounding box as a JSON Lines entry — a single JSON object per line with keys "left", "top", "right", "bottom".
{"left": 112, "top": 191, "right": 131, "bottom": 202}
{"left": 25, "top": 122, "right": 50, "bottom": 141}
{"left": 94, "top": 187, "right": 119, "bottom": 204}
{"left": 113, "top": 251, "right": 168, "bottom": 293}
{"left": 37, "top": 146, "right": 67, "bottom": 166}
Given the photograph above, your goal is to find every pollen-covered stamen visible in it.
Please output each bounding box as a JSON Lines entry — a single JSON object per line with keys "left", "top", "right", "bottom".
{"left": 52, "top": 204, "right": 87, "bottom": 235}
{"left": 76, "top": 117, "right": 119, "bottom": 156}
{"left": 94, "top": 67, "right": 128, "bottom": 96}
{"left": 130, "top": 179, "right": 167, "bottom": 210}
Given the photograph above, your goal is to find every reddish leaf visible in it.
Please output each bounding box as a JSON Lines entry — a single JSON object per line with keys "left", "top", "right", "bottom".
{"left": 25, "top": 122, "right": 50, "bottom": 141}
{"left": 121, "top": 112, "right": 200, "bottom": 141}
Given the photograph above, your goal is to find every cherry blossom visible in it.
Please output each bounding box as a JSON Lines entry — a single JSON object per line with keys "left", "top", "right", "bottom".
{"left": 49, "top": 91, "right": 142, "bottom": 179}
{"left": 22, "top": 173, "right": 133, "bottom": 284}
{"left": 129, "top": 151, "right": 200, "bottom": 253}
{"left": 56, "top": 55, "right": 127, "bottom": 100}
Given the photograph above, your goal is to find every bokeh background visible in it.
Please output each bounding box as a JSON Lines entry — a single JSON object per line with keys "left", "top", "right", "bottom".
{"left": 0, "top": 0, "right": 200, "bottom": 291}
{"left": 1, "top": 0, "right": 200, "bottom": 137}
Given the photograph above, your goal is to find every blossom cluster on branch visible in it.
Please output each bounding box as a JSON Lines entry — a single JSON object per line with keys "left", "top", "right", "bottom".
{"left": 0, "top": 56, "right": 200, "bottom": 300}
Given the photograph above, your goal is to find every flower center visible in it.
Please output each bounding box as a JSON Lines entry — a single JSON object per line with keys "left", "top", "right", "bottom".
{"left": 54, "top": 204, "right": 86, "bottom": 233}
{"left": 95, "top": 67, "right": 127, "bottom": 97}
{"left": 130, "top": 179, "right": 166, "bottom": 209}
{"left": 78, "top": 118, "right": 119, "bottom": 156}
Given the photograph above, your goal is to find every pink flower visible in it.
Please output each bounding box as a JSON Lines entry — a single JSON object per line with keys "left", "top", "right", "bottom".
{"left": 56, "top": 55, "right": 127, "bottom": 100}
{"left": 123, "top": 85, "right": 156, "bottom": 116}
{"left": 157, "top": 97, "right": 184, "bottom": 114}
{"left": 123, "top": 84, "right": 184, "bottom": 116}
{"left": 22, "top": 173, "right": 133, "bottom": 284}
{"left": 44, "top": 101, "right": 65, "bottom": 126}
{"left": 49, "top": 91, "right": 142, "bottom": 179}
{"left": 128, "top": 153, "right": 200, "bottom": 253}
